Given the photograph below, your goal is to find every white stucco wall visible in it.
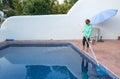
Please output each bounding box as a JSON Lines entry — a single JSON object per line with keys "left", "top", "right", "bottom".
{"left": 68, "top": 0, "right": 120, "bottom": 39}
{"left": 0, "top": 15, "right": 81, "bottom": 41}
{"left": 0, "top": 0, "right": 120, "bottom": 42}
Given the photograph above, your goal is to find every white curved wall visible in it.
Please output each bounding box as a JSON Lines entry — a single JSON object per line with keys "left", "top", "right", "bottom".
{"left": 0, "top": 15, "right": 81, "bottom": 41}
{"left": 68, "top": 0, "right": 120, "bottom": 39}
{"left": 0, "top": 30, "right": 6, "bottom": 41}
{"left": 0, "top": 0, "right": 120, "bottom": 42}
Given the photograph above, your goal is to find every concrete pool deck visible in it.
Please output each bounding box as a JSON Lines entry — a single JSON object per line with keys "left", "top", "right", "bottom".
{"left": 0, "top": 39, "right": 120, "bottom": 78}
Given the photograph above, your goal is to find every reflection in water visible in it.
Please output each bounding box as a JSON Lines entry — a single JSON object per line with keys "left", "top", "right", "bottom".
{"left": 81, "top": 58, "right": 89, "bottom": 79}
{"left": 81, "top": 59, "right": 113, "bottom": 79}
{"left": 25, "top": 65, "right": 77, "bottom": 79}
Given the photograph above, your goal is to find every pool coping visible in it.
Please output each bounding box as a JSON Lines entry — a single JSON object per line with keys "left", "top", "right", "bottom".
{"left": 0, "top": 40, "right": 119, "bottom": 79}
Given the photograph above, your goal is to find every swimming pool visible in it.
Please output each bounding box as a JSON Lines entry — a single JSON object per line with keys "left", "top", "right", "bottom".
{"left": 0, "top": 41, "right": 118, "bottom": 79}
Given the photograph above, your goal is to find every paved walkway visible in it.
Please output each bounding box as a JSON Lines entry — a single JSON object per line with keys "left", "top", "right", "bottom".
{"left": 0, "top": 40, "right": 120, "bottom": 77}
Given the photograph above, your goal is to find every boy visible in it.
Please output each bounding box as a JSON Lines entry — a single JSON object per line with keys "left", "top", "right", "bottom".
{"left": 82, "top": 19, "right": 92, "bottom": 52}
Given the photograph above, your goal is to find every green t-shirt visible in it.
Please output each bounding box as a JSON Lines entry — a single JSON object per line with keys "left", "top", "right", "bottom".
{"left": 84, "top": 24, "right": 92, "bottom": 38}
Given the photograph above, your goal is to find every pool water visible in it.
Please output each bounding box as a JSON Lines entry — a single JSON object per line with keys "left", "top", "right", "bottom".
{"left": 0, "top": 46, "right": 112, "bottom": 79}
{"left": 26, "top": 65, "right": 77, "bottom": 79}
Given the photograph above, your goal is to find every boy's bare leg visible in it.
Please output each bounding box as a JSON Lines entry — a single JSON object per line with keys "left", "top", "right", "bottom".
{"left": 83, "top": 46, "right": 85, "bottom": 50}
{"left": 86, "top": 47, "right": 89, "bottom": 52}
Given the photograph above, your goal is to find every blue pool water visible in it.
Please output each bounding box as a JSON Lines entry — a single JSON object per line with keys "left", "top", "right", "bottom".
{"left": 26, "top": 65, "right": 77, "bottom": 79}
{"left": 0, "top": 43, "right": 115, "bottom": 79}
